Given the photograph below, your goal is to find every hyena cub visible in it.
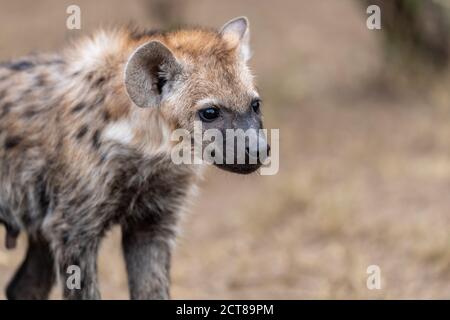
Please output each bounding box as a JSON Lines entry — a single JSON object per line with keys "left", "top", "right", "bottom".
{"left": 0, "top": 17, "right": 268, "bottom": 299}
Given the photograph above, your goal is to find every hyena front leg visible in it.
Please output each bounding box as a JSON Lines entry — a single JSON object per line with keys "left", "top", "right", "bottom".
{"left": 121, "top": 219, "right": 175, "bottom": 300}
{"left": 58, "top": 239, "right": 101, "bottom": 300}
{"left": 6, "top": 235, "right": 56, "bottom": 300}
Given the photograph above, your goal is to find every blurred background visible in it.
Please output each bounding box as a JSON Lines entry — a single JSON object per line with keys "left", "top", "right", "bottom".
{"left": 1, "top": 0, "right": 450, "bottom": 299}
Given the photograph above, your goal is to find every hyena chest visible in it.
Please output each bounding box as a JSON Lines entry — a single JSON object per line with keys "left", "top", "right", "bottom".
{"left": 32, "top": 148, "right": 195, "bottom": 240}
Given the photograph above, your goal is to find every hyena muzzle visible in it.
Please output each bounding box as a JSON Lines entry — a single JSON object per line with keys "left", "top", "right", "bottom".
{"left": 0, "top": 17, "right": 268, "bottom": 299}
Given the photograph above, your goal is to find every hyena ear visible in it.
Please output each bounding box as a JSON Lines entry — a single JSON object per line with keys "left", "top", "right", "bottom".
{"left": 220, "top": 16, "right": 251, "bottom": 62}
{"left": 125, "top": 41, "right": 180, "bottom": 108}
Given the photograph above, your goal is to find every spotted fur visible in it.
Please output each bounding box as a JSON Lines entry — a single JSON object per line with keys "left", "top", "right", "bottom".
{"left": 0, "top": 17, "right": 260, "bottom": 300}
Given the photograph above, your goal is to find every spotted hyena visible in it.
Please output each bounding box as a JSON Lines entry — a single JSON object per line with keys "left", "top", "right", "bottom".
{"left": 0, "top": 17, "right": 268, "bottom": 299}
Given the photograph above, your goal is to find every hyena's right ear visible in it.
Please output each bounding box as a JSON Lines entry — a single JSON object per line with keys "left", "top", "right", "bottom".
{"left": 125, "top": 41, "right": 181, "bottom": 108}
{"left": 220, "top": 16, "right": 251, "bottom": 62}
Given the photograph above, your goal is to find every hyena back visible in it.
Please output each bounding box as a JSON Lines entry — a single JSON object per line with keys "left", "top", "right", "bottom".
{"left": 0, "top": 17, "right": 267, "bottom": 299}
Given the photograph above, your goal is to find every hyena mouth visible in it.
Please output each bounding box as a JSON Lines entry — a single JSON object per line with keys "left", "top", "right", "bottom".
{"left": 214, "top": 162, "right": 262, "bottom": 174}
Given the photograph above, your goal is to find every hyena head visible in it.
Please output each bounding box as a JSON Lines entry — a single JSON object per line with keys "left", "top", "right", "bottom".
{"left": 124, "top": 17, "right": 269, "bottom": 174}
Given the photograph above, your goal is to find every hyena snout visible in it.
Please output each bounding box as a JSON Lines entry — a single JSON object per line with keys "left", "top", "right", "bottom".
{"left": 215, "top": 128, "right": 270, "bottom": 174}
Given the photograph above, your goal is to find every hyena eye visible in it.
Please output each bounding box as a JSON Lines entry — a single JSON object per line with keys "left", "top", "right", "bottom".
{"left": 251, "top": 99, "right": 261, "bottom": 113}
{"left": 199, "top": 106, "right": 220, "bottom": 122}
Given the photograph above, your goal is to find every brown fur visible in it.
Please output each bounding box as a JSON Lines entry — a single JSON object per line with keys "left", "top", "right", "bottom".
{"left": 0, "top": 18, "right": 261, "bottom": 299}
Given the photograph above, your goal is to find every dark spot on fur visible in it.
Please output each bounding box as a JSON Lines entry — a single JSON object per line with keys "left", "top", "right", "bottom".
{"left": 8, "top": 61, "right": 34, "bottom": 71}
{"left": 4, "top": 136, "right": 22, "bottom": 149}
{"left": 99, "top": 154, "right": 106, "bottom": 164}
{"left": 1, "top": 102, "right": 11, "bottom": 118}
{"left": 76, "top": 125, "right": 88, "bottom": 140}
{"left": 23, "top": 108, "right": 39, "bottom": 118}
{"left": 51, "top": 186, "right": 59, "bottom": 208}
{"left": 92, "top": 130, "right": 101, "bottom": 149}
{"left": 103, "top": 111, "right": 110, "bottom": 122}
{"left": 86, "top": 72, "right": 94, "bottom": 81}
{"left": 36, "top": 75, "right": 46, "bottom": 87}
{"left": 94, "top": 95, "right": 105, "bottom": 106}
{"left": 95, "top": 77, "right": 106, "bottom": 87}
{"left": 62, "top": 233, "right": 69, "bottom": 245}
{"left": 46, "top": 59, "right": 65, "bottom": 66}
{"left": 36, "top": 173, "right": 50, "bottom": 215}
{"left": 71, "top": 102, "right": 85, "bottom": 113}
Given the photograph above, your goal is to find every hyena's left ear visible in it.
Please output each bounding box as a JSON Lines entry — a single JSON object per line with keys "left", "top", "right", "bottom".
{"left": 220, "top": 16, "right": 251, "bottom": 62}
{"left": 125, "top": 41, "right": 181, "bottom": 108}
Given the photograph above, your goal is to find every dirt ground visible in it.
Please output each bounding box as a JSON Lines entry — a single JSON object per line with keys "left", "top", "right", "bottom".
{"left": 1, "top": 0, "right": 450, "bottom": 299}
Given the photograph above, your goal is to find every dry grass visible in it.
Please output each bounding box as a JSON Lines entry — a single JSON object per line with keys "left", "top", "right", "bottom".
{"left": 1, "top": 0, "right": 450, "bottom": 299}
